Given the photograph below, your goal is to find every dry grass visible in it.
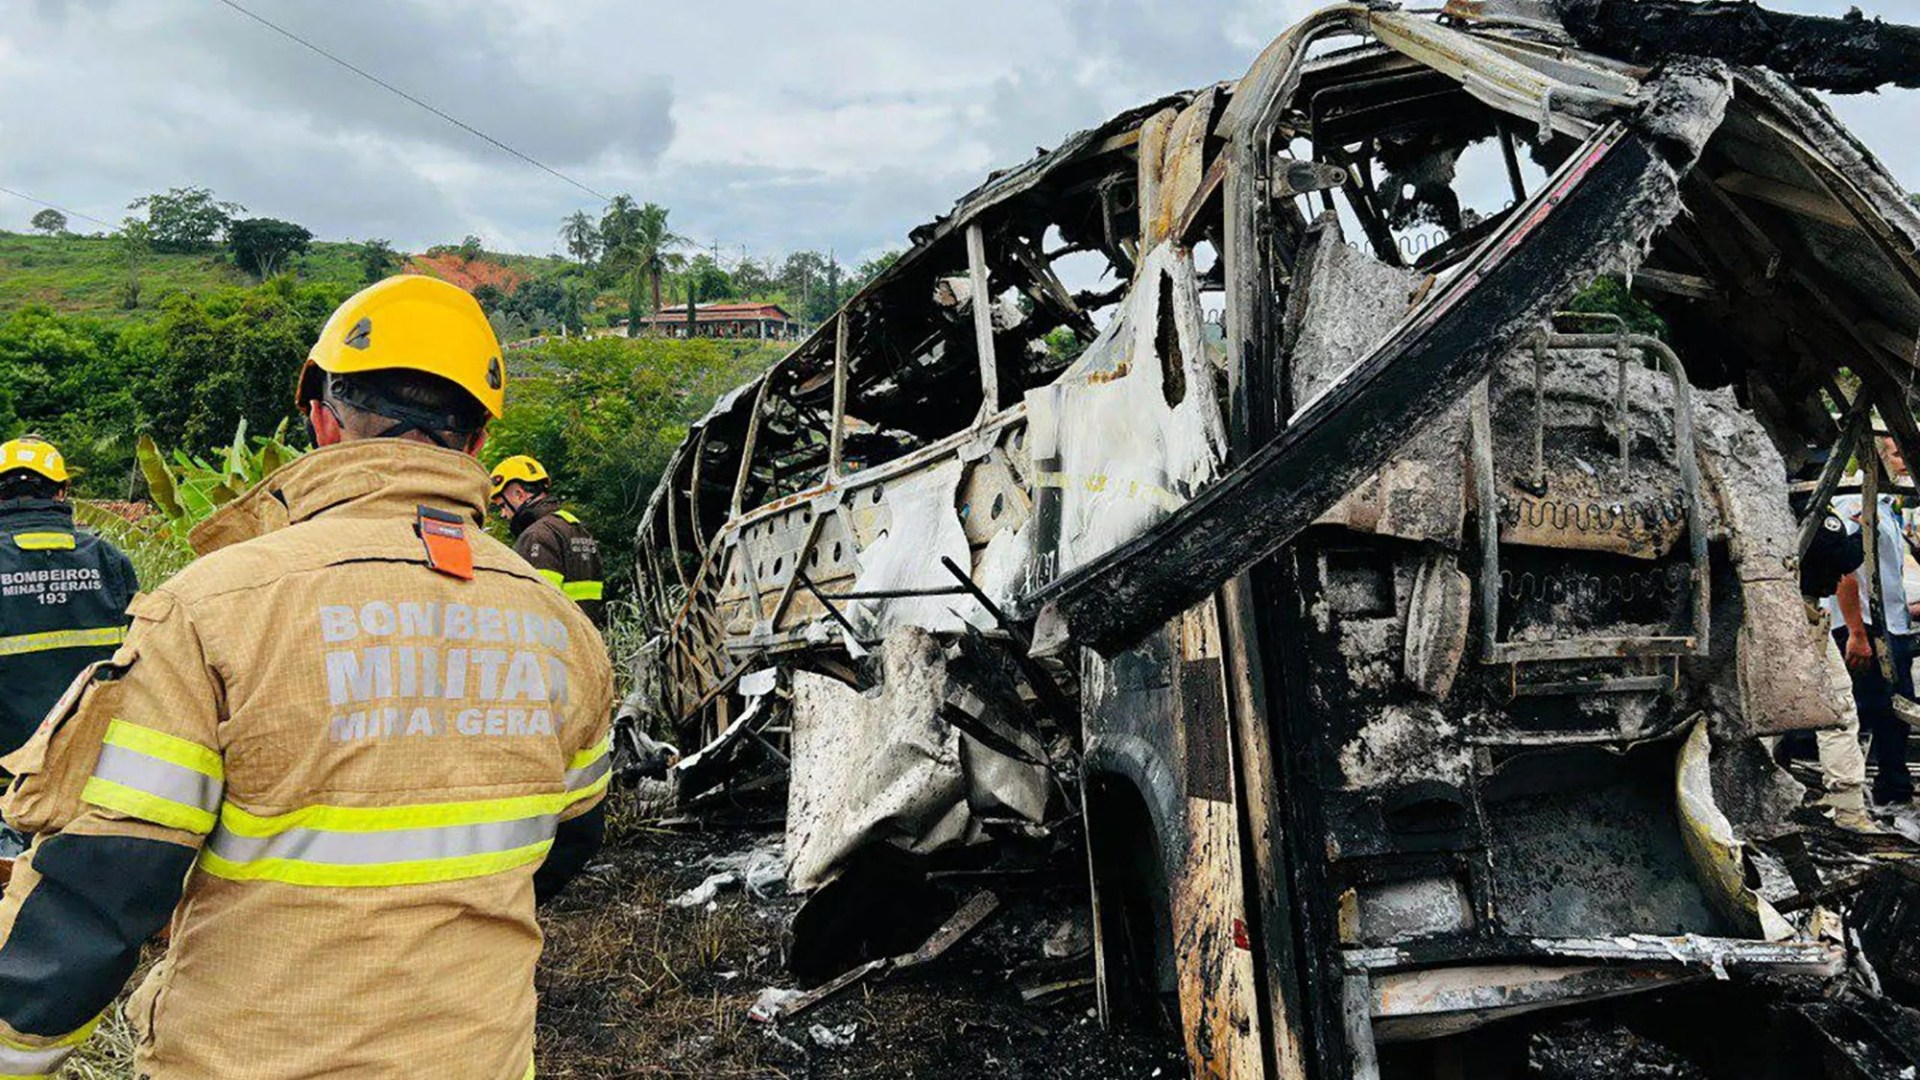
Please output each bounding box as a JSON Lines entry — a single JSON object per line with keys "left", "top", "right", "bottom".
{"left": 57, "top": 801, "right": 784, "bottom": 1080}
{"left": 60, "top": 1004, "right": 139, "bottom": 1079}
{"left": 533, "top": 798, "right": 790, "bottom": 1079}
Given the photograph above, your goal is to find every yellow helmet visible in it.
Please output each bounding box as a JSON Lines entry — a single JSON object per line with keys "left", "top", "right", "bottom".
{"left": 489, "top": 454, "right": 550, "bottom": 499}
{"left": 297, "top": 274, "right": 505, "bottom": 419}
{"left": 0, "top": 436, "right": 69, "bottom": 483}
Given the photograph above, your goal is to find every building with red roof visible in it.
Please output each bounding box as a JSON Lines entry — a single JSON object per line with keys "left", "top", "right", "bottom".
{"left": 631, "top": 302, "right": 800, "bottom": 340}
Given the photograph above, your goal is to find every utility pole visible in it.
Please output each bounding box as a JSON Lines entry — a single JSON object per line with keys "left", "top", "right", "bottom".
{"left": 826, "top": 248, "right": 840, "bottom": 313}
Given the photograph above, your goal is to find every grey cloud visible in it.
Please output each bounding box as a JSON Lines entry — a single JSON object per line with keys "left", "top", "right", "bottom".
{"left": 13, "top": 0, "right": 674, "bottom": 170}
{"left": 0, "top": 0, "right": 1914, "bottom": 261}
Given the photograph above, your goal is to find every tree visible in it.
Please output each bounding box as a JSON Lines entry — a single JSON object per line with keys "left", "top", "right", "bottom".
{"left": 29, "top": 208, "right": 66, "bottom": 236}
{"left": 135, "top": 277, "right": 356, "bottom": 455}
{"left": 731, "top": 256, "right": 773, "bottom": 299}
{"left": 685, "top": 254, "right": 732, "bottom": 303}
{"left": 598, "top": 195, "right": 643, "bottom": 257}
{"left": 129, "top": 187, "right": 244, "bottom": 252}
{"left": 115, "top": 218, "right": 151, "bottom": 310}
{"left": 471, "top": 283, "right": 508, "bottom": 314}
{"left": 851, "top": 251, "right": 902, "bottom": 291}
{"left": 1567, "top": 275, "right": 1666, "bottom": 339}
{"left": 560, "top": 211, "right": 600, "bottom": 266}
{"left": 506, "top": 278, "right": 566, "bottom": 333}
{"left": 458, "top": 235, "right": 485, "bottom": 261}
{"left": 794, "top": 251, "right": 843, "bottom": 325}
{"left": 357, "top": 239, "right": 401, "bottom": 283}
{"left": 557, "top": 277, "right": 594, "bottom": 335}
{"left": 227, "top": 218, "right": 313, "bottom": 279}
{"left": 599, "top": 197, "right": 683, "bottom": 337}
{"left": 0, "top": 305, "right": 139, "bottom": 495}
{"left": 780, "top": 251, "right": 829, "bottom": 314}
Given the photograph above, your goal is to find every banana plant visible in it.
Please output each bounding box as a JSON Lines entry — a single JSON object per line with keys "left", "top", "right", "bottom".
{"left": 135, "top": 418, "right": 305, "bottom": 540}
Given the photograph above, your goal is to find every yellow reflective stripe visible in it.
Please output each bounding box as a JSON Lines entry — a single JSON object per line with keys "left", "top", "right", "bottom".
{"left": 563, "top": 580, "right": 604, "bottom": 601}
{"left": 555, "top": 510, "right": 580, "bottom": 525}
{"left": 11, "top": 532, "right": 75, "bottom": 551}
{"left": 564, "top": 734, "right": 612, "bottom": 807}
{"left": 198, "top": 840, "right": 553, "bottom": 888}
{"left": 198, "top": 778, "right": 606, "bottom": 886}
{"left": 569, "top": 733, "right": 611, "bottom": 772}
{"left": 0, "top": 625, "right": 126, "bottom": 658}
{"left": 81, "top": 776, "right": 217, "bottom": 834}
{"left": 217, "top": 788, "right": 594, "bottom": 839}
{"left": 0, "top": 1013, "right": 101, "bottom": 1078}
{"left": 524, "top": 1056, "right": 537, "bottom": 1080}
{"left": 102, "top": 720, "right": 223, "bottom": 780}
{"left": 536, "top": 568, "right": 566, "bottom": 588}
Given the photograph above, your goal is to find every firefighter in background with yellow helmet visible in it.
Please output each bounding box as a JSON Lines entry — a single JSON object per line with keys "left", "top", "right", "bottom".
{"left": 489, "top": 455, "right": 606, "bottom": 628}
{"left": 0, "top": 437, "right": 137, "bottom": 762}
{"left": 0, "top": 436, "right": 138, "bottom": 870}
{"left": 0, "top": 275, "right": 614, "bottom": 1080}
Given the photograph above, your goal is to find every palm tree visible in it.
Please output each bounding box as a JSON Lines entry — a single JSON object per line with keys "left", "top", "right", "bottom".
{"left": 606, "top": 202, "right": 682, "bottom": 337}
{"left": 633, "top": 203, "right": 684, "bottom": 337}
{"left": 559, "top": 211, "right": 599, "bottom": 266}
{"left": 596, "top": 196, "right": 684, "bottom": 336}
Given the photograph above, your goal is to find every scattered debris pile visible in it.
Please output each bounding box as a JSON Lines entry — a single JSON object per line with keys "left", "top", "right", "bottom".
{"left": 535, "top": 799, "right": 1184, "bottom": 1078}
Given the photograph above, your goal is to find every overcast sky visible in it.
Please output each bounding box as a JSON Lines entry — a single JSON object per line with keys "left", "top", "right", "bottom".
{"left": 1, "top": 0, "right": 1914, "bottom": 265}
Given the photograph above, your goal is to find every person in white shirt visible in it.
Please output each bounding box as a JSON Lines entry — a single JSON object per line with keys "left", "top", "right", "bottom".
{"left": 1829, "top": 476, "right": 1917, "bottom": 806}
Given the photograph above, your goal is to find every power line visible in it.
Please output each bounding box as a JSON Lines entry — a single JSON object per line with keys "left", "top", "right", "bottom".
{"left": 0, "top": 185, "right": 114, "bottom": 229}
{"left": 216, "top": 0, "right": 611, "bottom": 203}
{"left": 217, "top": 0, "right": 763, "bottom": 275}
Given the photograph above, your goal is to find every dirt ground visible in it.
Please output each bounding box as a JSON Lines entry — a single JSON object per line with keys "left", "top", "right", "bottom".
{"left": 534, "top": 792, "right": 1186, "bottom": 1080}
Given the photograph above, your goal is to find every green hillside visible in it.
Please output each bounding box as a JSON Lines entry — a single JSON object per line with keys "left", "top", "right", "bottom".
{"left": 0, "top": 231, "right": 594, "bottom": 324}
{"left": 0, "top": 231, "right": 379, "bottom": 320}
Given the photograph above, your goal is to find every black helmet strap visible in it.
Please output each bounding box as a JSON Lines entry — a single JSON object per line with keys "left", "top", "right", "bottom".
{"left": 325, "top": 374, "right": 478, "bottom": 450}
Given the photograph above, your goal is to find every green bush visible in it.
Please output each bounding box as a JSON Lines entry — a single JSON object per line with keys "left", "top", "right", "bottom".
{"left": 484, "top": 336, "right": 782, "bottom": 589}
{"left": 3, "top": 276, "right": 787, "bottom": 603}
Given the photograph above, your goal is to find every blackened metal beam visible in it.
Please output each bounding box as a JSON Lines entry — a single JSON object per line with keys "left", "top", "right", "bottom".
{"left": 1556, "top": 0, "right": 1920, "bottom": 93}
{"left": 1030, "top": 124, "right": 1679, "bottom": 655}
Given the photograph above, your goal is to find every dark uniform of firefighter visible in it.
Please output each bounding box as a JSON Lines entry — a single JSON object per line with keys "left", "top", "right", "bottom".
{"left": 490, "top": 455, "right": 606, "bottom": 628}
{"left": 0, "top": 437, "right": 137, "bottom": 760}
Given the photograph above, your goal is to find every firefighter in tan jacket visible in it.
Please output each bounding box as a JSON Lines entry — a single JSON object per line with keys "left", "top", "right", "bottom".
{"left": 0, "top": 275, "right": 614, "bottom": 1080}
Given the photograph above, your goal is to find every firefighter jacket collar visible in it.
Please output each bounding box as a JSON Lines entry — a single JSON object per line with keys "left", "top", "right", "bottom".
{"left": 190, "top": 439, "right": 490, "bottom": 556}
{"left": 0, "top": 497, "right": 74, "bottom": 533}
{"left": 508, "top": 492, "right": 564, "bottom": 539}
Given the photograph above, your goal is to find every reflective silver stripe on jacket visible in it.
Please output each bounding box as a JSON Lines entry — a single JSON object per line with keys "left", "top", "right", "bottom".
{"left": 205, "top": 814, "right": 561, "bottom": 867}
{"left": 92, "top": 744, "right": 222, "bottom": 816}
{"left": 564, "top": 753, "right": 611, "bottom": 794}
{"left": 0, "top": 1037, "right": 79, "bottom": 1076}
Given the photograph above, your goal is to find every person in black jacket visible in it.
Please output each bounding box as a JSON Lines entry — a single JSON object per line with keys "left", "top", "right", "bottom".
{"left": 0, "top": 436, "right": 137, "bottom": 864}
{"left": 0, "top": 436, "right": 137, "bottom": 760}
{"left": 489, "top": 454, "right": 606, "bottom": 628}
{"left": 1791, "top": 508, "right": 1879, "bottom": 832}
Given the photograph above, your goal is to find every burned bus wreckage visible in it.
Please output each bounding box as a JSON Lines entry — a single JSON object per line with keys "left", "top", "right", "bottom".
{"left": 625, "top": 2, "right": 1920, "bottom": 1076}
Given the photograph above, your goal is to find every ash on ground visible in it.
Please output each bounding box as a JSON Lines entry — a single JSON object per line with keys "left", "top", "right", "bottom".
{"left": 535, "top": 796, "right": 1184, "bottom": 1079}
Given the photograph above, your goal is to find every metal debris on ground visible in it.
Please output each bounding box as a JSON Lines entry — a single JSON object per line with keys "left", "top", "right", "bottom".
{"left": 751, "top": 890, "right": 1003, "bottom": 1024}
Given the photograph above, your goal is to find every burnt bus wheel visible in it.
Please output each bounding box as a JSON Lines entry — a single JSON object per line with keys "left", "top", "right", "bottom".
{"left": 1084, "top": 771, "right": 1178, "bottom": 1029}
